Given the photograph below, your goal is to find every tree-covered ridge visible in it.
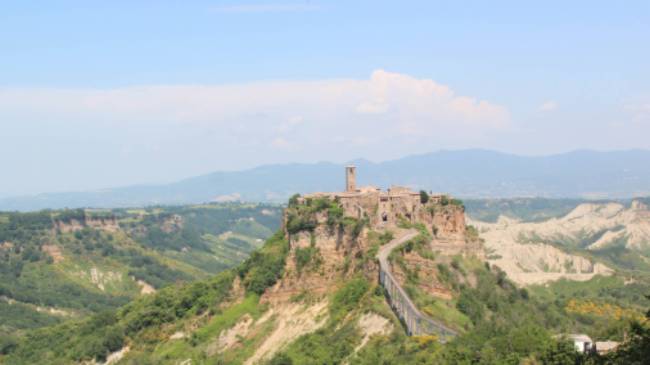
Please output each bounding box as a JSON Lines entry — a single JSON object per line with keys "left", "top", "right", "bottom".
{"left": 0, "top": 203, "right": 281, "bottom": 335}
{"left": 464, "top": 198, "right": 589, "bottom": 223}
{"left": 0, "top": 229, "right": 291, "bottom": 364}
{"left": 0, "top": 271, "right": 237, "bottom": 364}
{"left": 465, "top": 197, "right": 650, "bottom": 223}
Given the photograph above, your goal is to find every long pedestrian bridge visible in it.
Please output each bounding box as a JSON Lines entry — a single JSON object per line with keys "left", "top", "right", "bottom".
{"left": 376, "top": 230, "right": 458, "bottom": 342}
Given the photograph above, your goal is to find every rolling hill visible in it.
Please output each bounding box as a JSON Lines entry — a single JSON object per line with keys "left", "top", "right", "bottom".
{"left": 0, "top": 203, "right": 281, "bottom": 335}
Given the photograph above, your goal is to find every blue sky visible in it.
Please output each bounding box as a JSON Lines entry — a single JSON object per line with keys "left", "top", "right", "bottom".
{"left": 1, "top": 1, "right": 649, "bottom": 195}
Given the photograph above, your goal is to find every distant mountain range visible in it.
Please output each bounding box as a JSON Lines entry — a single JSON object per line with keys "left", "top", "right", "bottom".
{"left": 3, "top": 149, "right": 650, "bottom": 211}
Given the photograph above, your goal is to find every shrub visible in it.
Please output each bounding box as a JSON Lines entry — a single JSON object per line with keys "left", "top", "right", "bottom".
{"left": 419, "top": 190, "right": 429, "bottom": 204}
{"left": 238, "top": 231, "right": 289, "bottom": 295}
{"left": 286, "top": 216, "right": 317, "bottom": 234}
{"left": 125, "top": 307, "right": 175, "bottom": 334}
{"left": 277, "top": 323, "right": 358, "bottom": 365}
{"left": 342, "top": 216, "right": 367, "bottom": 240}
{"left": 0, "top": 335, "right": 17, "bottom": 355}
{"left": 294, "top": 246, "right": 321, "bottom": 273}
{"left": 451, "top": 258, "right": 460, "bottom": 270}
{"left": 466, "top": 225, "right": 479, "bottom": 240}
{"left": 326, "top": 204, "right": 344, "bottom": 227}
{"left": 268, "top": 352, "right": 294, "bottom": 365}
{"left": 451, "top": 198, "right": 464, "bottom": 207}
{"left": 288, "top": 194, "right": 300, "bottom": 207}
{"left": 285, "top": 198, "right": 333, "bottom": 234}
{"left": 456, "top": 290, "right": 485, "bottom": 325}
{"left": 330, "top": 277, "right": 369, "bottom": 317}
{"left": 397, "top": 216, "right": 413, "bottom": 229}
{"left": 312, "top": 197, "right": 334, "bottom": 212}
{"left": 539, "top": 339, "right": 582, "bottom": 365}
{"left": 436, "top": 263, "right": 452, "bottom": 283}
{"left": 378, "top": 231, "right": 394, "bottom": 245}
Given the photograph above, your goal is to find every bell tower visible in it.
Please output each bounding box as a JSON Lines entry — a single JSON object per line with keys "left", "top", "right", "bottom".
{"left": 345, "top": 165, "right": 356, "bottom": 192}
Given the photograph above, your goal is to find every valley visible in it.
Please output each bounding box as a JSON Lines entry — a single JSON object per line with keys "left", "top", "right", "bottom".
{"left": 0, "top": 203, "right": 281, "bottom": 335}
{"left": 468, "top": 199, "right": 650, "bottom": 284}
{"left": 0, "top": 177, "right": 649, "bottom": 364}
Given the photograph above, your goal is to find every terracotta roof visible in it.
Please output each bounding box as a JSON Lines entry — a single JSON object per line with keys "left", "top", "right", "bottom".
{"left": 595, "top": 341, "right": 619, "bottom": 352}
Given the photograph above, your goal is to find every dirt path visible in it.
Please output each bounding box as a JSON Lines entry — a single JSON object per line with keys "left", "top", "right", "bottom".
{"left": 376, "top": 230, "right": 419, "bottom": 270}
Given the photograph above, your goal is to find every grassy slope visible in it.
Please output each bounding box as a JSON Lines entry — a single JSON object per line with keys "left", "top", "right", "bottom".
{"left": 1, "top": 229, "right": 290, "bottom": 364}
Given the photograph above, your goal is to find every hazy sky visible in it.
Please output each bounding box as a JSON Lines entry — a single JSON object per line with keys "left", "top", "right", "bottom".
{"left": 1, "top": 1, "right": 649, "bottom": 196}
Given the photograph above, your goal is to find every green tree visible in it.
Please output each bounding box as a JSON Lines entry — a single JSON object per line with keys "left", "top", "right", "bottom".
{"left": 608, "top": 296, "right": 650, "bottom": 364}
{"left": 0, "top": 335, "right": 17, "bottom": 355}
{"left": 456, "top": 290, "right": 485, "bottom": 325}
{"left": 268, "top": 352, "right": 293, "bottom": 365}
{"left": 539, "top": 339, "right": 581, "bottom": 365}
{"left": 419, "top": 190, "right": 429, "bottom": 204}
{"left": 288, "top": 194, "right": 300, "bottom": 207}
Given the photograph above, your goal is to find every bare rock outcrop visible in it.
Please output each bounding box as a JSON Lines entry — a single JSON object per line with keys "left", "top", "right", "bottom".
{"left": 465, "top": 200, "right": 650, "bottom": 285}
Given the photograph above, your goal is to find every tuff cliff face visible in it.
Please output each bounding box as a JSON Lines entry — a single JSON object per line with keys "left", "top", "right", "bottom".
{"left": 262, "top": 205, "right": 371, "bottom": 303}
{"left": 54, "top": 214, "right": 120, "bottom": 233}
{"left": 261, "top": 190, "right": 473, "bottom": 304}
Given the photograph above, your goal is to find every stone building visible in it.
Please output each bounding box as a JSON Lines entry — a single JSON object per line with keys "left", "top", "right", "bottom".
{"left": 299, "top": 165, "right": 464, "bottom": 238}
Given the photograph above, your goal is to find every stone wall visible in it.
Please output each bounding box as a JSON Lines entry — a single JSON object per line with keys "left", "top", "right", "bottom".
{"left": 304, "top": 189, "right": 465, "bottom": 236}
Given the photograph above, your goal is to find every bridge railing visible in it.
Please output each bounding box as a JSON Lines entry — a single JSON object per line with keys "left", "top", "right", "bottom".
{"left": 379, "top": 264, "right": 457, "bottom": 341}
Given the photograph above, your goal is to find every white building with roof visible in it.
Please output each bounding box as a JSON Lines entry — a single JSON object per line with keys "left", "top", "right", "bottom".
{"left": 555, "top": 334, "right": 593, "bottom": 353}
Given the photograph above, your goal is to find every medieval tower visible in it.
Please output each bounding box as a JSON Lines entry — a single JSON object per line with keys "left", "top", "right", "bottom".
{"left": 345, "top": 165, "right": 356, "bottom": 192}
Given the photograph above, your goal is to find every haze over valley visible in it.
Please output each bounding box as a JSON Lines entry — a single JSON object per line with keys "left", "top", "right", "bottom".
{"left": 3, "top": 149, "right": 650, "bottom": 211}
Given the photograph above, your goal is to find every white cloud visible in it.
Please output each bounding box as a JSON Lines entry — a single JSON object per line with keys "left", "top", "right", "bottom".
{"left": 0, "top": 70, "right": 510, "bottom": 154}
{"left": 539, "top": 100, "right": 558, "bottom": 112}
{"left": 270, "top": 137, "right": 292, "bottom": 149}
{"left": 276, "top": 115, "right": 304, "bottom": 132}
{"left": 625, "top": 102, "right": 650, "bottom": 123}
{"left": 356, "top": 101, "right": 389, "bottom": 114}
{"left": 356, "top": 70, "right": 509, "bottom": 128}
